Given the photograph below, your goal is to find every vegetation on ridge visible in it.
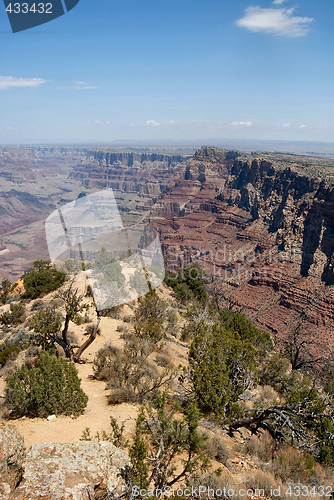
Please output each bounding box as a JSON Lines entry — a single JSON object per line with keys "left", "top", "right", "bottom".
{"left": 1, "top": 258, "right": 334, "bottom": 496}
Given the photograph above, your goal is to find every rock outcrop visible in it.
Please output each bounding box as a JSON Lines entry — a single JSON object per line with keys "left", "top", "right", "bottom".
{"left": 0, "top": 423, "right": 25, "bottom": 499}
{"left": 11, "top": 441, "right": 129, "bottom": 500}
{"left": 0, "top": 424, "right": 130, "bottom": 500}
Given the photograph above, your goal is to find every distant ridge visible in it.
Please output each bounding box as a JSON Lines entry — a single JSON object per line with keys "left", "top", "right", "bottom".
{"left": 2, "top": 139, "right": 334, "bottom": 157}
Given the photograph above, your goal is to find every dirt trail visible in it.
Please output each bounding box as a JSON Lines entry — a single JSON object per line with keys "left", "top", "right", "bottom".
{"left": 0, "top": 310, "right": 138, "bottom": 448}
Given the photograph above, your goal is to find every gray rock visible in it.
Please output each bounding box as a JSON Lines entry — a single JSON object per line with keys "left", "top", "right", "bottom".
{"left": 0, "top": 423, "right": 25, "bottom": 499}
{"left": 10, "top": 441, "right": 130, "bottom": 500}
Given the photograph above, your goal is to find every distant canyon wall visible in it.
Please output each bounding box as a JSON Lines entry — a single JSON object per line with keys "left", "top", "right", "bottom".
{"left": 71, "top": 151, "right": 189, "bottom": 195}
{"left": 151, "top": 146, "right": 334, "bottom": 346}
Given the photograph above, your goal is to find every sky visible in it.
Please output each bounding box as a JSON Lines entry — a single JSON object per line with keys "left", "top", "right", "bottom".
{"left": 0, "top": 0, "right": 333, "bottom": 144}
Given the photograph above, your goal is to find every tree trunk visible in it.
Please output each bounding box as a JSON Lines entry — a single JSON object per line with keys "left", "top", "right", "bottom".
{"left": 73, "top": 318, "right": 101, "bottom": 362}
{"left": 62, "top": 315, "right": 70, "bottom": 347}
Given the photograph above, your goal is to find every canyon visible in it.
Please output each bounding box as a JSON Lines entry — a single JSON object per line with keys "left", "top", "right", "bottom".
{"left": 0, "top": 145, "right": 334, "bottom": 347}
{"left": 150, "top": 146, "right": 334, "bottom": 348}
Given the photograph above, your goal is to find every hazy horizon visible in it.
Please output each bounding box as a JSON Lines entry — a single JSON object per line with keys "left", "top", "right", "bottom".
{"left": 1, "top": 138, "right": 334, "bottom": 157}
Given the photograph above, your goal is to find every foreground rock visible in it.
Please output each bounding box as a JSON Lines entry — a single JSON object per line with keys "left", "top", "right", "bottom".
{"left": 10, "top": 441, "right": 130, "bottom": 500}
{"left": 0, "top": 423, "right": 25, "bottom": 499}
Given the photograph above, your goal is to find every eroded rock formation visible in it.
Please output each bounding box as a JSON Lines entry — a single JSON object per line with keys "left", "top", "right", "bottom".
{"left": 151, "top": 146, "right": 334, "bottom": 346}
{"left": 71, "top": 151, "right": 188, "bottom": 195}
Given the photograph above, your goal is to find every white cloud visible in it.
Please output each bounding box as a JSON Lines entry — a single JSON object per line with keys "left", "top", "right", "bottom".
{"left": 236, "top": 6, "right": 313, "bottom": 37}
{"left": 282, "top": 123, "right": 291, "bottom": 127}
{"left": 0, "top": 76, "right": 47, "bottom": 90}
{"left": 273, "top": 0, "right": 287, "bottom": 5}
{"left": 58, "top": 81, "right": 98, "bottom": 90}
{"left": 95, "top": 121, "right": 110, "bottom": 125}
{"left": 146, "top": 120, "right": 160, "bottom": 127}
{"left": 231, "top": 121, "right": 253, "bottom": 127}
{"left": 299, "top": 124, "right": 307, "bottom": 128}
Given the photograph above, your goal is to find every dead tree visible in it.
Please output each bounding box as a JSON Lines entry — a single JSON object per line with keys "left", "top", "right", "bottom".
{"left": 283, "top": 313, "right": 330, "bottom": 372}
{"left": 227, "top": 389, "right": 334, "bottom": 457}
{"left": 51, "top": 283, "right": 100, "bottom": 362}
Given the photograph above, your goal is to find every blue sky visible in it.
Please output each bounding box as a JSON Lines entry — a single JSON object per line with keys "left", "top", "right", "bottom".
{"left": 0, "top": 0, "right": 333, "bottom": 144}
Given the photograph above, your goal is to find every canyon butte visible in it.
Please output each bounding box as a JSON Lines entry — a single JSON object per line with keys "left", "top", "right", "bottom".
{"left": 0, "top": 144, "right": 334, "bottom": 349}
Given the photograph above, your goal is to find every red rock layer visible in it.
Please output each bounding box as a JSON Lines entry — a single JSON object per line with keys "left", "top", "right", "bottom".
{"left": 151, "top": 146, "right": 334, "bottom": 349}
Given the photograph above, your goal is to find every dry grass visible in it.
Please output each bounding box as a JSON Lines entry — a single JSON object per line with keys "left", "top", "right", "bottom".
{"left": 207, "top": 436, "right": 230, "bottom": 466}
{"left": 244, "top": 431, "right": 275, "bottom": 463}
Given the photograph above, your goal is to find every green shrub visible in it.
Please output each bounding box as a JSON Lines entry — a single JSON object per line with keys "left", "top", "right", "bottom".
{"left": 189, "top": 318, "right": 272, "bottom": 420}
{"left": 220, "top": 309, "right": 272, "bottom": 353}
{"left": 104, "top": 261, "right": 125, "bottom": 285}
{"left": 30, "top": 307, "right": 62, "bottom": 352}
{"left": 123, "top": 315, "right": 134, "bottom": 323}
{"left": 64, "top": 259, "right": 83, "bottom": 273}
{"left": 130, "top": 269, "right": 149, "bottom": 295}
{"left": 0, "top": 280, "right": 18, "bottom": 304}
{"left": 0, "top": 344, "right": 20, "bottom": 367}
{"left": 80, "top": 416, "right": 128, "bottom": 448}
{"left": 99, "top": 305, "right": 123, "bottom": 318}
{"left": 0, "top": 302, "right": 26, "bottom": 326}
{"left": 5, "top": 350, "right": 88, "bottom": 417}
{"left": 164, "top": 263, "right": 208, "bottom": 305}
{"left": 134, "top": 290, "right": 167, "bottom": 345}
{"left": 259, "top": 352, "right": 291, "bottom": 393}
{"left": 30, "top": 299, "right": 46, "bottom": 311}
{"left": 93, "top": 340, "right": 177, "bottom": 404}
{"left": 22, "top": 261, "right": 66, "bottom": 299}
{"left": 84, "top": 324, "right": 101, "bottom": 336}
{"left": 128, "top": 396, "right": 210, "bottom": 490}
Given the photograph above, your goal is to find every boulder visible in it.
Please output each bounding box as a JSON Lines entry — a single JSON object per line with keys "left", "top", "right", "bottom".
{"left": 10, "top": 441, "right": 130, "bottom": 500}
{"left": 0, "top": 423, "right": 25, "bottom": 499}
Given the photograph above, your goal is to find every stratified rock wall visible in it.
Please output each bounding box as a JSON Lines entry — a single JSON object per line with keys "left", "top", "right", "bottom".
{"left": 223, "top": 157, "right": 334, "bottom": 285}
{"left": 152, "top": 146, "right": 334, "bottom": 346}
{"left": 71, "top": 151, "right": 188, "bottom": 194}
{"left": 57, "top": 145, "right": 334, "bottom": 346}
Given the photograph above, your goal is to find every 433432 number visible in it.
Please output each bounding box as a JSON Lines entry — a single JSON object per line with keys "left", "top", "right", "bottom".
{"left": 5, "top": 3, "right": 53, "bottom": 13}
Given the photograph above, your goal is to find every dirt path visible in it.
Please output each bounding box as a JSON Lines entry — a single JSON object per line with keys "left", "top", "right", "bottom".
{"left": 11, "top": 363, "right": 138, "bottom": 448}
{"left": 0, "top": 311, "right": 139, "bottom": 448}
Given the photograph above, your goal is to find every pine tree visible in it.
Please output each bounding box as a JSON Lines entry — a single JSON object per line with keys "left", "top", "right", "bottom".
{"left": 5, "top": 351, "right": 88, "bottom": 417}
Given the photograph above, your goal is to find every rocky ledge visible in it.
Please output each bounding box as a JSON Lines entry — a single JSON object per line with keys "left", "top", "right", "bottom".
{"left": 0, "top": 423, "right": 130, "bottom": 500}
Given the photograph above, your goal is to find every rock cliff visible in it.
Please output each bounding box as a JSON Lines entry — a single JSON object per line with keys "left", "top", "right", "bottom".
{"left": 0, "top": 423, "right": 25, "bottom": 498}
{"left": 70, "top": 151, "right": 188, "bottom": 195}
{"left": 152, "top": 146, "right": 334, "bottom": 347}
